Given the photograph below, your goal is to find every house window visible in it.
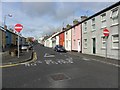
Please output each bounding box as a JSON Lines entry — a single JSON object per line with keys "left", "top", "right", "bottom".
{"left": 84, "top": 22, "right": 87, "bottom": 32}
{"left": 101, "top": 36, "right": 106, "bottom": 48}
{"left": 84, "top": 39, "right": 87, "bottom": 48}
{"left": 74, "top": 27, "right": 75, "bottom": 36}
{"left": 74, "top": 40, "right": 76, "bottom": 46}
{"left": 92, "top": 18, "right": 95, "bottom": 31}
{"left": 110, "top": 8, "right": 119, "bottom": 25}
{"left": 66, "top": 40, "right": 68, "bottom": 48}
{"left": 112, "top": 34, "right": 119, "bottom": 49}
{"left": 101, "top": 13, "right": 106, "bottom": 28}
{"left": 6, "top": 36, "right": 8, "bottom": 38}
{"left": 66, "top": 32, "right": 68, "bottom": 39}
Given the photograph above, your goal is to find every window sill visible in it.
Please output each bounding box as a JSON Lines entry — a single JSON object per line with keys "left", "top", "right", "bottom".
{"left": 111, "top": 48, "right": 119, "bottom": 50}
{"left": 110, "top": 23, "right": 119, "bottom": 27}
{"left": 83, "top": 32, "right": 87, "bottom": 34}
{"left": 101, "top": 26, "right": 107, "bottom": 29}
{"left": 101, "top": 48, "right": 106, "bottom": 50}
{"left": 91, "top": 30, "right": 96, "bottom": 32}
{"left": 101, "top": 19, "right": 106, "bottom": 22}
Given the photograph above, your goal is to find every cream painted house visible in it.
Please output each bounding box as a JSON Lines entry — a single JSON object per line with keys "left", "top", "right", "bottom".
{"left": 64, "top": 28, "right": 72, "bottom": 51}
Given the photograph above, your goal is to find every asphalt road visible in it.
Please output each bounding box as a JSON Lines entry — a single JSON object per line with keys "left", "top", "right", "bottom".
{"left": 2, "top": 44, "right": 119, "bottom": 88}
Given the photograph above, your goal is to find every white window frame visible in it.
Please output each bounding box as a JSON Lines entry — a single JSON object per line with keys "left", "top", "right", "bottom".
{"left": 101, "top": 36, "right": 106, "bottom": 49}
{"left": 101, "top": 13, "right": 107, "bottom": 28}
{"left": 110, "top": 8, "right": 119, "bottom": 26}
{"left": 84, "top": 22, "right": 87, "bottom": 33}
{"left": 112, "top": 34, "right": 119, "bottom": 49}
{"left": 91, "top": 18, "right": 96, "bottom": 31}
{"left": 84, "top": 39, "right": 87, "bottom": 49}
{"left": 110, "top": 7, "right": 119, "bottom": 19}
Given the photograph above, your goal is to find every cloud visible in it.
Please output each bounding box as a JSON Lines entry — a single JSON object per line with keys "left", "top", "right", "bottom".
{"left": 2, "top": 2, "right": 116, "bottom": 38}
{"left": 21, "top": 2, "right": 115, "bottom": 21}
{"left": 22, "top": 2, "right": 56, "bottom": 17}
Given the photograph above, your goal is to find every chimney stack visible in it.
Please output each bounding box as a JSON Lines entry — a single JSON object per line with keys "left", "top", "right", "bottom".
{"left": 73, "top": 19, "right": 79, "bottom": 25}
{"left": 81, "top": 16, "right": 88, "bottom": 21}
{"left": 4, "top": 25, "right": 7, "bottom": 30}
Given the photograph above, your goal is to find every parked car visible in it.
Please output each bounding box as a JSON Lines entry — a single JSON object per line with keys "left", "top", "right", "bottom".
{"left": 54, "top": 45, "right": 66, "bottom": 52}
{"left": 29, "top": 43, "right": 33, "bottom": 50}
{"left": 20, "top": 44, "right": 29, "bottom": 51}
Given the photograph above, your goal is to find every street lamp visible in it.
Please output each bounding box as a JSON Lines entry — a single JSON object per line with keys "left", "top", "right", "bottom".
{"left": 3, "top": 14, "right": 12, "bottom": 27}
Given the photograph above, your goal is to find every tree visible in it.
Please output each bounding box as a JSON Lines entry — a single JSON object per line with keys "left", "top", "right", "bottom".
{"left": 26, "top": 37, "right": 34, "bottom": 43}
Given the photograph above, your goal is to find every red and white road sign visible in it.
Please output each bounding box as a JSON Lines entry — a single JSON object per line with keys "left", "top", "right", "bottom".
{"left": 14, "top": 24, "right": 23, "bottom": 32}
{"left": 103, "top": 28, "right": 109, "bottom": 36}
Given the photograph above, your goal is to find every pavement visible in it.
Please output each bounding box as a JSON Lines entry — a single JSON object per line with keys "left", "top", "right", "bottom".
{"left": 1, "top": 50, "right": 33, "bottom": 66}
{"left": 68, "top": 51, "right": 120, "bottom": 66}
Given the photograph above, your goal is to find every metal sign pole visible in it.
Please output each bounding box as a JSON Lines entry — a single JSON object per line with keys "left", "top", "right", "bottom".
{"left": 18, "top": 32, "right": 20, "bottom": 58}
{"left": 105, "top": 36, "right": 107, "bottom": 59}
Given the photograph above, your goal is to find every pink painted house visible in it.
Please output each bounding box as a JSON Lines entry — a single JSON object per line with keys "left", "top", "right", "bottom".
{"left": 72, "top": 24, "right": 82, "bottom": 52}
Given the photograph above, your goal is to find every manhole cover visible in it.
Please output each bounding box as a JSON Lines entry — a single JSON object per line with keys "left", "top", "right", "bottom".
{"left": 50, "top": 73, "right": 70, "bottom": 81}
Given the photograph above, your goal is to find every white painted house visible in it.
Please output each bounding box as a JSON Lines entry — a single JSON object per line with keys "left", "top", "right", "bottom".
{"left": 51, "top": 32, "right": 60, "bottom": 48}
{"left": 64, "top": 28, "right": 72, "bottom": 51}
{"left": 82, "top": 2, "right": 120, "bottom": 60}
{"left": 44, "top": 36, "right": 52, "bottom": 48}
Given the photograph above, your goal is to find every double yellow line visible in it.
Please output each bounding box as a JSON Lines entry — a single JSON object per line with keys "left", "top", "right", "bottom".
{"left": 0, "top": 58, "right": 36, "bottom": 68}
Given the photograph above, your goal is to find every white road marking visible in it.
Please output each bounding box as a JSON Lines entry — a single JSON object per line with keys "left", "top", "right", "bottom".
{"left": 82, "top": 58, "right": 90, "bottom": 61}
{"left": 64, "top": 55, "right": 67, "bottom": 57}
{"left": 24, "top": 57, "right": 74, "bottom": 66}
{"left": 33, "top": 63, "right": 37, "bottom": 66}
{"left": 25, "top": 63, "right": 30, "bottom": 67}
{"left": 37, "top": 61, "right": 42, "bottom": 63}
{"left": 44, "top": 53, "right": 55, "bottom": 58}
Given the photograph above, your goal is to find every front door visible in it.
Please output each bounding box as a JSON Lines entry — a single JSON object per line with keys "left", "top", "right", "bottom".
{"left": 78, "top": 40, "right": 81, "bottom": 52}
{"left": 68, "top": 40, "right": 71, "bottom": 51}
{"left": 93, "top": 38, "right": 96, "bottom": 54}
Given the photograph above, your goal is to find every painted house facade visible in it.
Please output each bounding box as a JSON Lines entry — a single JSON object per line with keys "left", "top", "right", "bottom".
{"left": 11, "top": 33, "right": 17, "bottom": 46}
{"left": 51, "top": 32, "right": 60, "bottom": 48}
{"left": 59, "top": 32, "right": 65, "bottom": 47}
{"left": 56, "top": 35, "right": 59, "bottom": 46}
{"left": 0, "top": 27, "right": 6, "bottom": 51}
{"left": 6, "top": 30, "right": 12, "bottom": 47}
{"left": 44, "top": 37, "right": 52, "bottom": 48}
{"left": 64, "top": 28, "right": 72, "bottom": 51}
{"left": 0, "top": 29, "right": 2, "bottom": 52}
{"left": 72, "top": 24, "right": 82, "bottom": 52}
{"left": 0, "top": 26, "right": 26, "bottom": 52}
{"left": 82, "top": 2, "right": 120, "bottom": 60}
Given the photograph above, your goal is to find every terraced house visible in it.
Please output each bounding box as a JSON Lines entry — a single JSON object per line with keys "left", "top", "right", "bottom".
{"left": 71, "top": 21, "right": 82, "bottom": 53}
{"left": 0, "top": 26, "right": 6, "bottom": 51}
{"left": 0, "top": 26, "right": 27, "bottom": 52}
{"left": 82, "top": 2, "right": 120, "bottom": 60}
{"left": 65, "top": 27, "right": 72, "bottom": 51}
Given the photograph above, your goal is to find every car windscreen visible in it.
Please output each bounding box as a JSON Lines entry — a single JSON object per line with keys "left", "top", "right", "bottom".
{"left": 58, "top": 45, "right": 65, "bottom": 49}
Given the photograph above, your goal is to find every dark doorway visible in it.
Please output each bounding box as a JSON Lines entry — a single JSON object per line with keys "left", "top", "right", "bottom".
{"left": 93, "top": 38, "right": 96, "bottom": 54}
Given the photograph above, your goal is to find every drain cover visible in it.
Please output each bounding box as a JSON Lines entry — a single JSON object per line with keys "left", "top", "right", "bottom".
{"left": 50, "top": 73, "right": 70, "bottom": 81}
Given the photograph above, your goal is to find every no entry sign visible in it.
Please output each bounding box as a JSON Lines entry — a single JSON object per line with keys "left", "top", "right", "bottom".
{"left": 103, "top": 28, "right": 109, "bottom": 37}
{"left": 15, "top": 24, "right": 23, "bottom": 32}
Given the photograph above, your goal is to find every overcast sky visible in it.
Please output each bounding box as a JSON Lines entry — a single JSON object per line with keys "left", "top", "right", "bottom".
{"left": 1, "top": 1, "right": 117, "bottom": 38}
